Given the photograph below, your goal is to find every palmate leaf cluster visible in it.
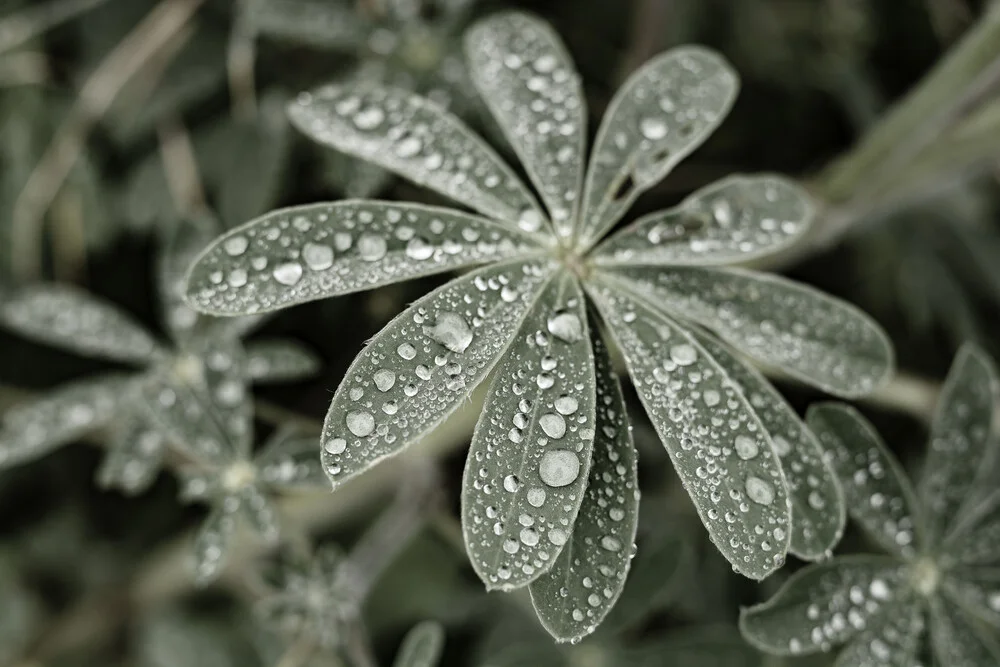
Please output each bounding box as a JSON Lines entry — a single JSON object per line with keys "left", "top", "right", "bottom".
{"left": 185, "top": 10, "right": 894, "bottom": 641}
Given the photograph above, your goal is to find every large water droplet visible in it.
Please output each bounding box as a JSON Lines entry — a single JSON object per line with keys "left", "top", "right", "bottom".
{"left": 357, "top": 234, "right": 387, "bottom": 261}
{"left": 518, "top": 208, "right": 544, "bottom": 233}
{"left": 745, "top": 476, "right": 775, "bottom": 505}
{"left": 734, "top": 435, "right": 760, "bottom": 460}
{"left": 397, "top": 343, "right": 417, "bottom": 360}
{"left": 669, "top": 344, "right": 697, "bottom": 366}
{"left": 640, "top": 117, "right": 668, "bottom": 140}
{"left": 373, "top": 369, "right": 395, "bottom": 392}
{"left": 539, "top": 413, "right": 567, "bottom": 439}
{"left": 405, "top": 237, "right": 434, "bottom": 260}
{"left": 324, "top": 437, "right": 347, "bottom": 455}
{"left": 273, "top": 262, "right": 303, "bottom": 285}
{"left": 346, "top": 410, "right": 375, "bottom": 437}
{"left": 547, "top": 311, "right": 582, "bottom": 342}
{"left": 224, "top": 235, "right": 248, "bottom": 256}
{"left": 554, "top": 396, "right": 579, "bottom": 415}
{"left": 302, "top": 243, "right": 334, "bottom": 270}
{"left": 526, "top": 487, "right": 546, "bottom": 507}
{"left": 539, "top": 450, "right": 580, "bottom": 487}
{"left": 353, "top": 107, "right": 385, "bottom": 130}
{"left": 423, "top": 311, "right": 473, "bottom": 354}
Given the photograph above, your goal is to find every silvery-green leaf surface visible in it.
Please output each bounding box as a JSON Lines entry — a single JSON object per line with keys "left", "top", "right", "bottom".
{"left": 528, "top": 318, "right": 639, "bottom": 640}
{"left": 255, "top": 429, "right": 328, "bottom": 490}
{"left": 321, "top": 259, "right": 556, "bottom": 487}
{"left": 599, "top": 266, "right": 893, "bottom": 397}
{"left": 245, "top": 0, "right": 370, "bottom": 50}
{"left": 919, "top": 344, "right": 1000, "bottom": 542}
{"left": 393, "top": 621, "right": 445, "bottom": 667}
{"left": 0, "top": 374, "right": 132, "bottom": 468}
{"left": 592, "top": 176, "right": 813, "bottom": 266}
{"left": 929, "top": 594, "right": 1000, "bottom": 667}
{"left": 463, "top": 271, "right": 595, "bottom": 591}
{"left": 0, "top": 284, "right": 163, "bottom": 365}
{"left": 138, "top": 340, "right": 252, "bottom": 464}
{"left": 158, "top": 217, "right": 219, "bottom": 342}
{"left": 192, "top": 504, "right": 238, "bottom": 585}
{"left": 831, "top": 601, "right": 924, "bottom": 667}
{"left": 692, "top": 331, "right": 845, "bottom": 560}
{"left": 942, "top": 491, "right": 1000, "bottom": 566}
{"left": 942, "top": 568, "right": 1000, "bottom": 628}
{"left": 288, "top": 84, "right": 548, "bottom": 226}
{"left": 96, "top": 412, "right": 166, "bottom": 495}
{"left": 323, "top": 146, "right": 395, "bottom": 199}
{"left": 465, "top": 12, "right": 585, "bottom": 241}
{"left": 576, "top": 48, "right": 739, "bottom": 249}
{"left": 238, "top": 485, "right": 281, "bottom": 544}
{"left": 0, "top": 556, "right": 42, "bottom": 666}
{"left": 245, "top": 340, "right": 321, "bottom": 383}
{"left": 185, "top": 201, "right": 545, "bottom": 316}
{"left": 587, "top": 280, "right": 790, "bottom": 580}
{"left": 807, "top": 404, "right": 925, "bottom": 559}
{"left": 739, "top": 556, "right": 909, "bottom": 656}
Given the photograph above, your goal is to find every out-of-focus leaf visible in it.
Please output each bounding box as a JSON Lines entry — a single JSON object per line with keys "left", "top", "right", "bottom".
{"left": 192, "top": 504, "right": 238, "bottom": 585}
{"left": 96, "top": 411, "right": 166, "bottom": 495}
{"left": 392, "top": 621, "right": 445, "bottom": 667}
{"left": 929, "top": 593, "right": 1000, "bottom": 667}
{"left": 0, "top": 556, "right": 43, "bottom": 665}
{"left": 245, "top": 340, "right": 321, "bottom": 383}
{"left": 245, "top": 0, "right": 370, "bottom": 51}
{"left": 617, "top": 627, "right": 759, "bottom": 667}
{"left": 255, "top": 428, "right": 327, "bottom": 490}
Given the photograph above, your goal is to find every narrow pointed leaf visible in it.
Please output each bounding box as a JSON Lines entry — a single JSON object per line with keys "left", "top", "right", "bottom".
{"left": 239, "top": 486, "right": 281, "bottom": 544}
{"left": 288, "top": 85, "right": 547, "bottom": 225}
{"left": 592, "top": 175, "right": 812, "bottom": 266}
{"left": 942, "top": 569, "right": 1000, "bottom": 629}
{"left": 321, "top": 259, "right": 556, "bottom": 487}
{"left": 245, "top": 0, "right": 370, "bottom": 50}
{"left": 0, "top": 284, "right": 163, "bottom": 364}
{"left": 588, "top": 280, "right": 790, "bottom": 579}
{"left": 323, "top": 147, "right": 395, "bottom": 199}
{"left": 0, "top": 374, "right": 131, "bottom": 468}
{"left": 739, "top": 556, "right": 908, "bottom": 656}
{"left": 920, "top": 344, "right": 1000, "bottom": 540}
{"left": 393, "top": 621, "right": 445, "bottom": 667}
{"left": 528, "top": 320, "right": 639, "bottom": 641}
{"left": 461, "top": 272, "right": 595, "bottom": 590}
{"left": 833, "top": 601, "right": 924, "bottom": 667}
{"left": 465, "top": 12, "right": 585, "bottom": 241}
{"left": 693, "top": 332, "right": 845, "bottom": 560}
{"left": 256, "top": 429, "right": 328, "bottom": 490}
{"left": 158, "top": 218, "right": 218, "bottom": 341}
{"left": 807, "top": 403, "right": 925, "bottom": 558}
{"left": 939, "top": 490, "right": 1000, "bottom": 565}
{"left": 600, "top": 266, "right": 893, "bottom": 397}
{"left": 192, "top": 505, "right": 238, "bottom": 585}
{"left": 97, "top": 413, "right": 166, "bottom": 495}
{"left": 245, "top": 340, "right": 321, "bottom": 383}
{"left": 185, "top": 201, "right": 545, "bottom": 316}
{"left": 929, "top": 594, "right": 1000, "bottom": 667}
{"left": 577, "top": 48, "right": 739, "bottom": 248}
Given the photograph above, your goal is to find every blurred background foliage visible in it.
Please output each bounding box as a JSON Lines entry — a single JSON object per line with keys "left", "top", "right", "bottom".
{"left": 0, "top": 0, "right": 999, "bottom": 665}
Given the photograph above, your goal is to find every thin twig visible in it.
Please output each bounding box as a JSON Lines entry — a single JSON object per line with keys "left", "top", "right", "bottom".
{"left": 156, "top": 119, "right": 210, "bottom": 219}
{"left": 227, "top": 0, "right": 257, "bottom": 119}
{"left": 50, "top": 188, "right": 87, "bottom": 282}
{"left": 10, "top": 0, "right": 206, "bottom": 280}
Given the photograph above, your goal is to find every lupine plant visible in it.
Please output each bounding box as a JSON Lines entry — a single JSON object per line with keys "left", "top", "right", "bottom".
{"left": 184, "top": 11, "right": 894, "bottom": 641}
{"left": 742, "top": 344, "right": 1000, "bottom": 666}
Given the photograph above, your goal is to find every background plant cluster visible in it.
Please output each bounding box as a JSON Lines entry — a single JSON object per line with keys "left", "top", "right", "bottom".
{"left": 1, "top": 0, "right": 1000, "bottom": 666}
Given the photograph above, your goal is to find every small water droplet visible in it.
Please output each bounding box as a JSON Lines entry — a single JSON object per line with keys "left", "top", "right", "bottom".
{"left": 373, "top": 369, "right": 395, "bottom": 392}
{"left": 346, "top": 410, "right": 375, "bottom": 437}
{"left": 503, "top": 474, "right": 520, "bottom": 493}
{"left": 640, "top": 116, "right": 668, "bottom": 140}
{"left": 273, "top": 262, "right": 303, "bottom": 285}
{"left": 526, "top": 487, "right": 546, "bottom": 507}
{"left": 224, "top": 235, "right": 248, "bottom": 256}
{"left": 357, "top": 234, "right": 387, "bottom": 261}
{"left": 302, "top": 242, "right": 334, "bottom": 270}
{"left": 554, "top": 396, "right": 579, "bottom": 415}
{"left": 669, "top": 344, "right": 697, "bottom": 366}
{"left": 405, "top": 237, "right": 434, "bottom": 260}
{"left": 518, "top": 208, "right": 544, "bottom": 233}
{"left": 600, "top": 536, "right": 622, "bottom": 552}
{"left": 745, "top": 476, "right": 775, "bottom": 505}
{"left": 397, "top": 343, "right": 417, "bottom": 360}
{"left": 324, "top": 437, "right": 347, "bottom": 455}
{"left": 734, "top": 435, "right": 760, "bottom": 460}
{"left": 539, "top": 450, "right": 580, "bottom": 487}
{"left": 353, "top": 107, "right": 385, "bottom": 130}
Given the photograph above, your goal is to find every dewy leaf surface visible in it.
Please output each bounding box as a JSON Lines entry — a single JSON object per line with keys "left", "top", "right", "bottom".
{"left": 97, "top": 412, "right": 167, "bottom": 495}
{"left": 942, "top": 568, "right": 1000, "bottom": 628}
{"left": 587, "top": 279, "right": 790, "bottom": 579}
{"left": 807, "top": 403, "right": 925, "bottom": 559}
{"left": 928, "top": 594, "right": 1000, "bottom": 667}
{"left": 392, "top": 621, "right": 445, "bottom": 667}
{"left": 528, "top": 318, "right": 639, "bottom": 642}
{"left": 157, "top": 218, "right": 218, "bottom": 342}
{"left": 192, "top": 504, "right": 238, "bottom": 585}
{"left": 463, "top": 271, "right": 596, "bottom": 591}
{"left": 0, "top": 284, "right": 163, "bottom": 365}
{"left": 465, "top": 11, "right": 585, "bottom": 241}
{"left": 832, "top": 600, "right": 924, "bottom": 667}
{"left": 919, "top": 343, "right": 1000, "bottom": 541}
{"left": 600, "top": 266, "right": 893, "bottom": 397}
{"left": 244, "top": 340, "right": 321, "bottom": 383}
{"left": 739, "top": 556, "right": 908, "bottom": 656}
{"left": 255, "top": 428, "right": 328, "bottom": 490}
{"left": 321, "top": 259, "right": 556, "bottom": 487}
{"left": 185, "top": 201, "right": 545, "bottom": 316}
{"left": 288, "top": 85, "right": 547, "bottom": 226}
{"left": 577, "top": 48, "right": 738, "bottom": 249}
{"left": 592, "top": 175, "right": 812, "bottom": 266}
{"left": 691, "top": 331, "right": 844, "bottom": 560}
{"left": 0, "top": 374, "right": 132, "bottom": 468}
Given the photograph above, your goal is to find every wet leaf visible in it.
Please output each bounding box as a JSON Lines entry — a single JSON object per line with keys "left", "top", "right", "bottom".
{"left": 185, "top": 201, "right": 545, "bottom": 316}
{"left": 321, "top": 259, "right": 555, "bottom": 487}
{"left": 238, "top": 485, "right": 281, "bottom": 544}
{"left": 739, "top": 556, "right": 908, "bottom": 656}
{"left": 465, "top": 11, "right": 585, "bottom": 241}
{"left": 831, "top": 601, "right": 924, "bottom": 667}
{"left": 255, "top": 429, "right": 328, "bottom": 490}
{"left": 245, "top": 0, "right": 370, "bottom": 50}
{"left": 157, "top": 218, "right": 218, "bottom": 342}
{"left": 929, "top": 593, "right": 1000, "bottom": 667}
{"left": 0, "top": 284, "right": 164, "bottom": 365}
{"left": 191, "top": 504, "right": 238, "bottom": 585}
{"left": 807, "top": 403, "right": 925, "bottom": 559}
{"left": 588, "top": 280, "right": 790, "bottom": 580}
{"left": 393, "top": 621, "right": 445, "bottom": 667}
{"left": 0, "top": 374, "right": 132, "bottom": 468}
{"left": 528, "top": 317, "right": 638, "bottom": 641}
{"left": 288, "top": 83, "right": 547, "bottom": 225}
{"left": 692, "top": 332, "right": 845, "bottom": 560}
{"left": 942, "top": 568, "right": 1000, "bottom": 629}
{"left": 462, "top": 272, "right": 595, "bottom": 591}
{"left": 96, "top": 412, "right": 166, "bottom": 495}
{"left": 591, "top": 175, "right": 812, "bottom": 266}
{"left": 577, "top": 48, "right": 739, "bottom": 249}
{"left": 245, "top": 340, "right": 321, "bottom": 383}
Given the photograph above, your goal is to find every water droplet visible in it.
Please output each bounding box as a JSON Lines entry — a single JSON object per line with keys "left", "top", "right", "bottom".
{"left": 539, "top": 413, "right": 567, "bottom": 439}
{"left": 548, "top": 528, "right": 568, "bottom": 545}
{"left": 554, "top": 396, "right": 579, "bottom": 415}
{"left": 357, "top": 234, "right": 387, "bottom": 261}
{"left": 745, "top": 476, "right": 775, "bottom": 505}
{"left": 520, "top": 528, "right": 539, "bottom": 546}
{"left": 353, "top": 107, "right": 385, "bottom": 130}
{"left": 395, "top": 135, "right": 422, "bottom": 158}
{"left": 526, "top": 487, "right": 546, "bottom": 507}
{"left": 547, "top": 311, "right": 582, "bottom": 342}
{"left": 302, "top": 242, "right": 334, "bottom": 270}
{"left": 669, "top": 344, "right": 697, "bottom": 366}
{"left": 539, "top": 450, "right": 580, "bottom": 487}
{"left": 518, "top": 208, "right": 544, "bottom": 233}
{"left": 503, "top": 474, "right": 520, "bottom": 493}
{"left": 703, "top": 390, "right": 721, "bottom": 407}
{"left": 771, "top": 435, "right": 792, "bottom": 457}
{"left": 600, "top": 536, "right": 622, "bottom": 552}
{"left": 273, "top": 262, "right": 303, "bottom": 285}
{"left": 640, "top": 117, "right": 668, "bottom": 140}
{"left": 397, "top": 343, "right": 417, "bottom": 360}
{"left": 373, "top": 369, "right": 395, "bottom": 391}
{"left": 734, "top": 435, "right": 760, "bottom": 460}
{"left": 224, "top": 235, "right": 248, "bottom": 256}
{"left": 423, "top": 311, "right": 473, "bottom": 353}
{"left": 324, "top": 437, "right": 347, "bottom": 455}
{"left": 405, "top": 237, "right": 434, "bottom": 260}
{"left": 346, "top": 410, "right": 375, "bottom": 437}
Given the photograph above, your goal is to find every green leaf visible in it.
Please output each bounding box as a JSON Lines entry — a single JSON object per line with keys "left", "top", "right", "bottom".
{"left": 393, "top": 621, "right": 445, "bottom": 667}
{"left": 528, "top": 316, "right": 638, "bottom": 640}
{"left": 465, "top": 11, "right": 584, "bottom": 242}
{"left": 591, "top": 175, "right": 812, "bottom": 266}
{"left": 245, "top": 0, "right": 370, "bottom": 50}
{"left": 288, "top": 84, "right": 548, "bottom": 226}
{"left": 806, "top": 404, "right": 925, "bottom": 559}
{"left": 321, "top": 258, "right": 556, "bottom": 487}
{"left": 192, "top": 504, "right": 238, "bottom": 585}
{"left": 831, "top": 601, "right": 924, "bottom": 667}
{"left": 576, "top": 48, "right": 739, "bottom": 250}
{"left": 462, "top": 271, "right": 595, "bottom": 591}
{"left": 598, "top": 265, "right": 894, "bottom": 397}
{"left": 185, "top": 201, "right": 545, "bottom": 316}
{"left": 96, "top": 412, "right": 166, "bottom": 495}
{"left": 255, "top": 428, "right": 328, "bottom": 490}
{"left": 739, "top": 556, "right": 908, "bottom": 656}
{"left": 942, "top": 569, "right": 1000, "bottom": 629}
{"left": 323, "top": 145, "right": 395, "bottom": 199}
{"left": 943, "top": 486, "right": 1000, "bottom": 564}
{"left": 157, "top": 218, "right": 219, "bottom": 341}
{"left": 588, "top": 279, "right": 790, "bottom": 580}
{"left": 920, "top": 344, "right": 1000, "bottom": 541}
{"left": 691, "top": 332, "right": 845, "bottom": 560}
{"left": 929, "top": 594, "right": 1000, "bottom": 667}
{"left": 0, "top": 374, "right": 132, "bottom": 468}
{"left": 245, "top": 340, "right": 321, "bottom": 383}
{"left": 0, "top": 284, "right": 164, "bottom": 365}
{"left": 619, "top": 627, "right": 760, "bottom": 667}
{"left": 236, "top": 485, "right": 281, "bottom": 544}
